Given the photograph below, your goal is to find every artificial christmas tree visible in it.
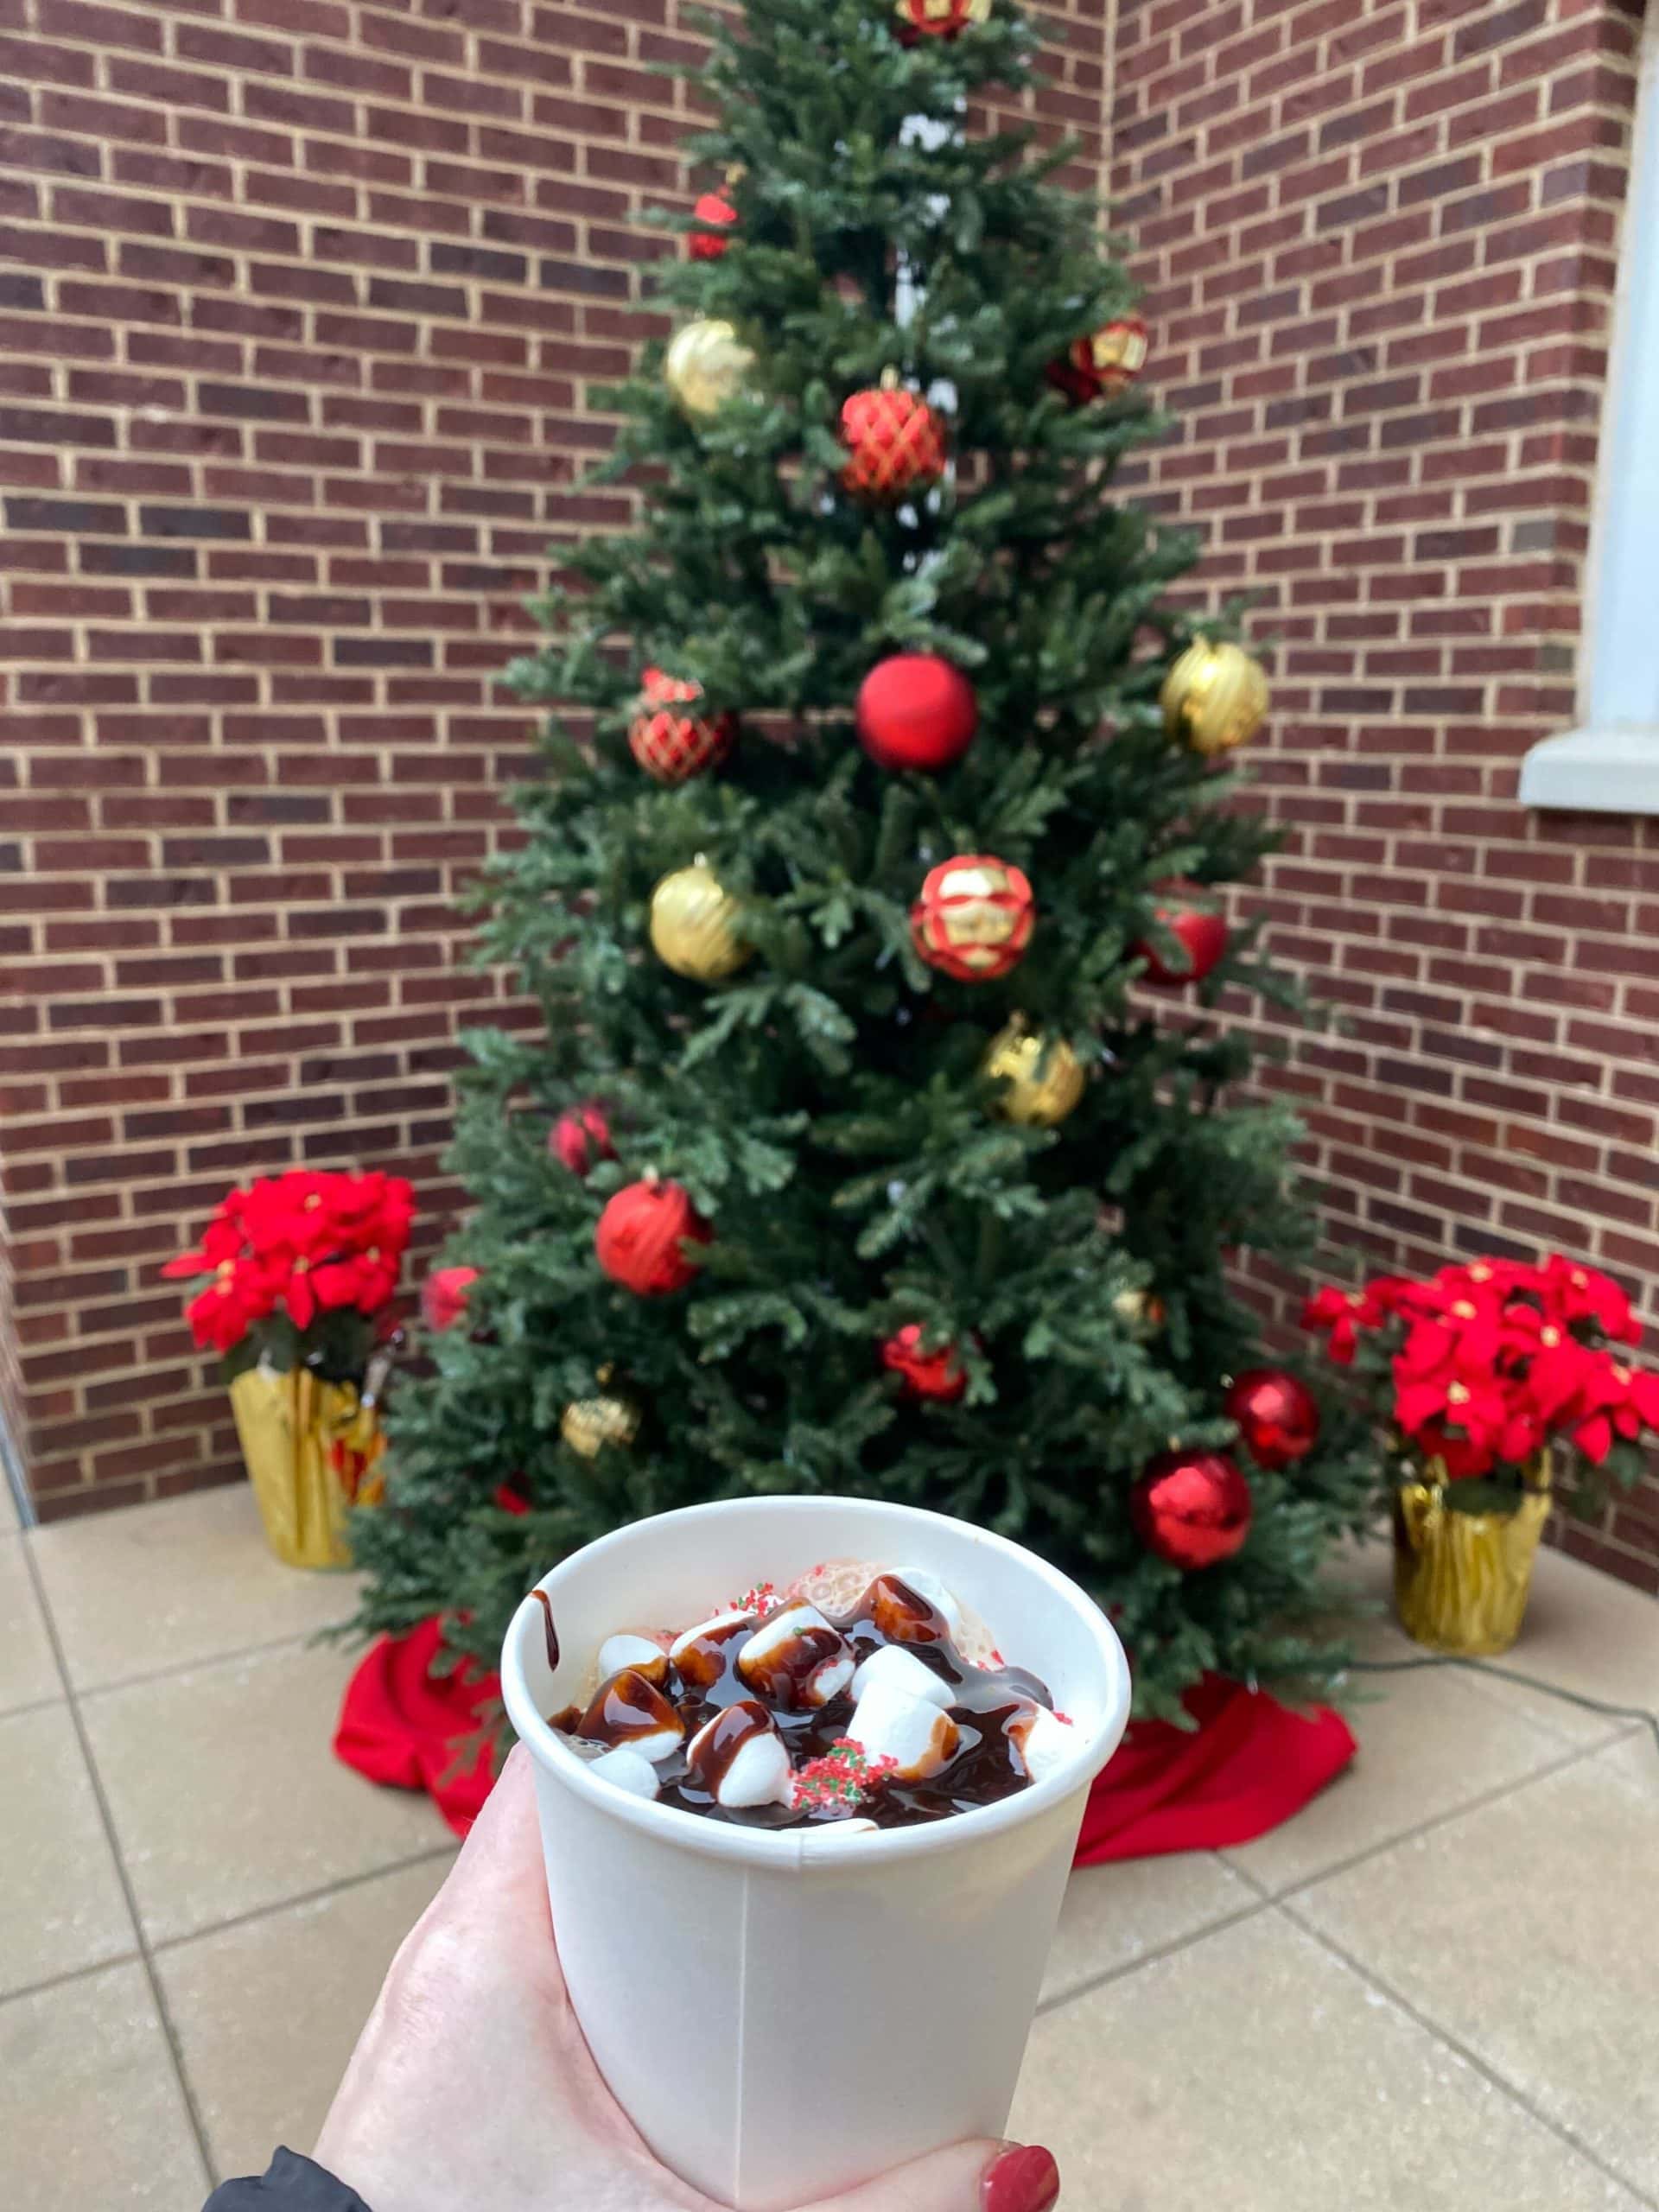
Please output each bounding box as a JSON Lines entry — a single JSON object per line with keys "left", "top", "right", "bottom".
{"left": 349, "top": 0, "right": 1376, "bottom": 1721}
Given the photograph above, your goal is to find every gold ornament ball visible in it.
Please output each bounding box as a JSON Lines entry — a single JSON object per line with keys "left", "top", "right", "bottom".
{"left": 664, "top": 317, "right": 754, "bottom": 417}
{"left": 1113, "top": 1286, "right": 1167, "bottom": 1334}
{"left": 982, "top": 1020, "right": 1085, "bottom": 1127}
{"left": 560, "top": 1373, "right": 641, "bottom": 1459}
{"left": 649, "top": 859, "right": 753, "bottom": 982}
{"left": 1160, "top": 639, "right": 1268, "bottom": 757}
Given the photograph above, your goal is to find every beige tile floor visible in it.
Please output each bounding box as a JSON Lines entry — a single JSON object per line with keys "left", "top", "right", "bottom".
{"left": 4, "top": 1482, "right": 1657, "bottom": 2209}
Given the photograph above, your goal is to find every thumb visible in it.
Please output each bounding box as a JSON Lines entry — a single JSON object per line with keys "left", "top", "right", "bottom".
{"left": 803, "top": 2137, "right": 1059, "bottom": 2212}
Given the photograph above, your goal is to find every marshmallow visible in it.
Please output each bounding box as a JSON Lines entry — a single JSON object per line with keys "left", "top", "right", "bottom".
{"left": 597, "top": 1632, "right": 670, "bottom": 1688}
{"left": 861, "top": 1571, "right": 953, "bottom": 1648}
{"left": 669, "top": 1609, "right": 753, "bottom": 1691}
{"left": 848, "top": 1676, "right": 960, "bottom": 1783}
{"left": 1007, "top": 1702, "right": 1076, "bottom": 1785}
{"left": 736, "top": 1601, "right": 855, "bottom": 1709}
{"left": 576, "top": 1667, "right": 684, "bottom": 1764}
{"left": 850, "top": 1642, "right": 953, "bottom": 1710}
{"left": 889, "top": 1566, "right": 966, "bottom": 1640}
{"left": 587, "top": 1744, "right": 660, "bottom": 1802}
{"left": 685, "top": 1700, "right": 793, "bottom": 1809}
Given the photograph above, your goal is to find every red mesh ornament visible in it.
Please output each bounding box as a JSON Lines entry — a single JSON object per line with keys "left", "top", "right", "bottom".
{"left": 840, "top": 382, "right": 948, "bottom": 501}
{"left": 1130, "top": 1450, "right": 1253, "bottom": 1571}
{"left": 688, "top": 186, "right": 737, "bottom": 260}
{"left": 1224, "top": 1367, "right": 1320, "bottom": 1470}
{"left": 551, "top": 1101, "right": 613, "bottom": 1176}
{"left": 910, "top": 854, "right": 1034, "bottom": 982}
{"left": 594, "top": 1179, "right": 711, "bottom": 1297}
{"left": 1134, "top": 894, "right": 1228, "bottom": 988}
{"left": 880, "top": 1323, "right": 967, "bottom": 1402}
{"left": 856, "top": 654, "right": 977, "bottom": 773}
{"left": 628, "top": 667, "right": 736, "bottom": 785}
{"left": 1047, "top": 314, "right": 1150, "bottom": 406}
{"left": 893, "top": 0, "right": 992, "bottom": 40}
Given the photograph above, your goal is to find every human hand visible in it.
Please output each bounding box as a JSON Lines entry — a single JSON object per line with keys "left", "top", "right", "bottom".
{"left": 315, "top": 1746, "right": 1059, "bottom": 2212}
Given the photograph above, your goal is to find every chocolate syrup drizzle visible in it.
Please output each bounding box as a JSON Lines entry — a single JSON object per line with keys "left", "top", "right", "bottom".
{"left": 531, "top": 1588, "right": 559, "bottom": 1673}
{"left": 550, "top": 1574, "right": 1056, "bottom": 1832}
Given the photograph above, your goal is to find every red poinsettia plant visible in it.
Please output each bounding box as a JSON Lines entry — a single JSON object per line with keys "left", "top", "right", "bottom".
{"left": 164, "top": 1169, "right": 415, "bottom": 1381}
{"left": 1302, "top": 1254, "right": 1659, "bottom": 1511}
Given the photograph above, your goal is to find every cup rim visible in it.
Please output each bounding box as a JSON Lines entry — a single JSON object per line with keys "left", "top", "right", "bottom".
{"left": 499, "top": 1494, "right": 1132, "bottom": 1869}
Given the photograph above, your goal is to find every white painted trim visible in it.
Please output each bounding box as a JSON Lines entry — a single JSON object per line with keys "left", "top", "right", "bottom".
{"left": 1521, "top": 11, "right": 1659, "bottom": 812}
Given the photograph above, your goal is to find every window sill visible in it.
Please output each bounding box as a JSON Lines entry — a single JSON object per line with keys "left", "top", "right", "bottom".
{"left": 1518, "top": 727, "right": 1659, "bottom": 815}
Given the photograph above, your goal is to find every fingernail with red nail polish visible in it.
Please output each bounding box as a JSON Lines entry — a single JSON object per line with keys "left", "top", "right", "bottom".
{"left": 981, "top": 2143, "right": 1060, "bottom": 2212}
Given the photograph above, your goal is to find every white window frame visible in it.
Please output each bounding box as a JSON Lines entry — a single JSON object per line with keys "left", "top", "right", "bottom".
{"left": 1520, "top": 10, "right": 1659, "bottom": 812}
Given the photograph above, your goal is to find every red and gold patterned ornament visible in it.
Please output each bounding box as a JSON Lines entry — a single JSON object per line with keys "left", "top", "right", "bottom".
{"left": 688, "top": 184, "right": 738, "bottom": 260}
{"left": 551, "top": 1102, "right": 613, "bottom": 1176}
{"left": 1130, "top": 1448, "right": 1253, "bottom": 1570}
{"left": 1048, "top": 314, "right": 1149, "bottom": 405}
{"left": 841, "top": 374, "right": 948, "bottom": 501}
{"left": 594, "top": 1177, "right": 711, "bottom": 1297}
{"left": 1134, "top": 893, "right": 1229, "bottom": 988}
{"left": 880, "top": 1324, "right": 968, "bottom": 1402}
{"left": 855, "top": 653, "right": 976, "bottom": 773}
{"left": 1224, "top": 1367, "right": 1320, "bottom": 1470}
{"left": 911, "top": 854, "right": 1034, "bottom": 982}
{"left": 893, "top": 0, "right": 991, "bottom": 37}
{"left": 629, "top": 667, "right": 736, "bottom": 785}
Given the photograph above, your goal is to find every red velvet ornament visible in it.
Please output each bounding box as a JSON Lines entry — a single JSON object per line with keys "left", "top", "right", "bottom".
{"left": 856, "top": 654, "right": 977, "bottom": 773}
{"left": 594, "top": 1178, "right": 710, "bottom": 1296}
{"left": 1047, "top": 314, "right": 1150, "bottom": 406}
{"left": 1130, "top": 1449, "right": 1253, "bottom": 1571}
{"left": 911, "top": 854, "right": 1034, "bottom": 982}
{"left": 893, "top": 0, "right": 991, "bottom": 39}
{"left": 840, "top": 383, "right": 948, "bottom": 500}
{"left": 1224, "top": 1367, "right": 1320, "bottom": 1470}
{"left": 551, "top": 1102, "right": 613, "bottom": 1177}
{"left": 688, "top": 187, "right": 737, "bottom": 260}
{"left": 880, "top": 1323, "right": 967, "bottom": 1402}
{"left": 628, "top": 667, "right": 736, "bottom": 785}
{"left": 1135, "top": 896, "right": 1228, "bottom": 988}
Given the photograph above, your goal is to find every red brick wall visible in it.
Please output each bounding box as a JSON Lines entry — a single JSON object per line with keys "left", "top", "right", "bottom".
{"left": 1113, "top": 0, "right": 1659, "bottom": 1590}
{"left": 0, "top": 0, "right": 1110, "bottom": 1520}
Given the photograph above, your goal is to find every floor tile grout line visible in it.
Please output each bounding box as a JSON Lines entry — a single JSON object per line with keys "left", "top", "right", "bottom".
{"left": 54, "top": 1621, "right": 365, "bottom": 1705}
{"left": 1034, "top": 1887, "right": 1276, "bottom": 2018}
{"left": 1276, "top": 1900, "right": 1659, "bottom": 2212}
{"left": 19, "top": 1537, "right": 221, "bottom": 2194}
{"left": 0, "top": 1948, "right": 145, "bottom": 2017}
{"left": 149, "top": 1840, "right": 461, "bottom": 1960}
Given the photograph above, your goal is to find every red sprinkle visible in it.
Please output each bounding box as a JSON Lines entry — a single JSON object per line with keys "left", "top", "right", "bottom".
{"left": 792, "top": 1737, "right": 898, "bottom": 1815}
{"left": 1053, "top": 1710, "right": 1073, "bottom": 1726}
{"left": 728, "top": 1580, "right": 777, "bottom": 1616}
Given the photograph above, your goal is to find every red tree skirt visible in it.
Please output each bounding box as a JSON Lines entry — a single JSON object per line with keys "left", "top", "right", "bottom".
{"left": 335, "top": 1621, "right": 1357, "bottom": 1853}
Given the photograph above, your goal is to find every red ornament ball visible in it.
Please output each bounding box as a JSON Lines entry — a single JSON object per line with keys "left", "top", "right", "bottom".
{"left": 1130, "top": 1449, "right": 1253, "bottom": 1571}
{"left": 1047, "top": 314, "right": 1150, "bottom": 406}
{"left": 841, "top": 383, "right": 949, "bottom": 501}
{"left": 688, "top": 187, "right": 737, "bottom": 260}
{"left": 893, "top": 0, "right": 991, "bottom": 39}
{"left": 551, "top": 1102, "right": 614, "bottom": 1177}
{"left": 594, "top": 1179, "right": 711, "bottom": 1297}
{"left": 880, "top": 1323, "right": 967, "bottom": 1402}
{"left": 1134, "top": 894, "right": 1229, "bottom": 988}
{"left": 1224, "top": 1367, "right": 1320, "bottom": 1470}
{"left": 856, "top": 654, "right": 977, "bottom": 773}
{"left": 911, "top": 854, "right": 1035, "bottom": 983}
{"left": 629, "top": 667, "right": 735, "bottom": 785}
{"left": 421, "top": 1264, "right": 477, "bottom": 1334}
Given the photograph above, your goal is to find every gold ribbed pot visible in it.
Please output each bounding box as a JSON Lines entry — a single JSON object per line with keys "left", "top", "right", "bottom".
{"left": 228, "top": 1364, "right": 385, "bottom": 1570}
{"left": 1391, "top": 1452, "right": 1552, "bottom": 1656}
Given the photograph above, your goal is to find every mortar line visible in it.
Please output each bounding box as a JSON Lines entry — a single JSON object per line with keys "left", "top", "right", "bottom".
{"left": 1033, "top": 1882, "right": 1274, "bottom": 2018}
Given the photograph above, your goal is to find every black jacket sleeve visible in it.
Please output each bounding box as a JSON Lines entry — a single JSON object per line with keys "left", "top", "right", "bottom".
{"left": 204, "top": 2147, "right": 372, "bottom": 2211}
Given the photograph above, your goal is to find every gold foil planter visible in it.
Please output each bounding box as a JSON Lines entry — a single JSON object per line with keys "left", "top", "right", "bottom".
{"left": 228, "top": 1363, "right": 384, "bottom": 1570}
{"left": 1391, "top": 1452, "right": 1552, "bottom": 1656}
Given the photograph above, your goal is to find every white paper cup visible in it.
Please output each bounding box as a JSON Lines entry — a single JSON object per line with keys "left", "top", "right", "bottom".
{"left": 500, "top": 1495, "right": 1130, "bottom": 2211}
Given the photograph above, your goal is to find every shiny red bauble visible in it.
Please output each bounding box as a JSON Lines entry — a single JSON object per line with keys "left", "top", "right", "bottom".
{"left": 1047, "top": 314, "right": 1150, "bottom": 406}
{"left": 910, "top": 854, "right": 1035, "bottom": 982}
{"left": 1130, "top": 1449, "right": 1253, "bottom": 1570}
{"left": 1224, "top": 1366, "right": 1320, "bottom": 1470}
{"left": 1135, "top": 896, "right": 1228, "bottom": 988}
{"left": 628, "top": 667, "right": 736, "bottom": 785}
{"left": 856, "top": 654, "right": 977, "bottom": 773}
{"left": 840, "top": 384, "right": 949, "bottom": 500}
{"left": 594, "top": 1179, "right": 710, "bottom": 1296}
{"left": 880, "top": 1323, "right": 967, "bottom": 1402}
{"left": 688, "top": 187, "right": 737, "bottom": 259}
{"left": 551, "top": 1102, "right": 614, "bottom": 1177}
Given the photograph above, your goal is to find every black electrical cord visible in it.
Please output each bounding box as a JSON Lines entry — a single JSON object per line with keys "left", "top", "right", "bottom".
{"left": 1346, "top": 1656, "right": 1659, "bottom": 1759}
